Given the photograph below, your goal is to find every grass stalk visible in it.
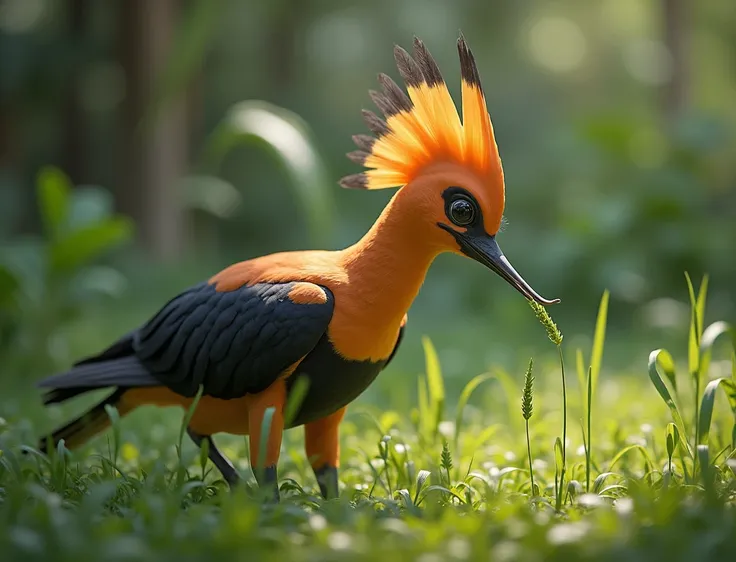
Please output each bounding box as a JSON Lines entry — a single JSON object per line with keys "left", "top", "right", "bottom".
{"left": 585, "top": 366, "right": 592, "bottom": 493}
{"left": 529, "top": 300, "right": 565, "bottom": 508}
{"left": 521, "top": 359, "right": 535, "bottom": 496}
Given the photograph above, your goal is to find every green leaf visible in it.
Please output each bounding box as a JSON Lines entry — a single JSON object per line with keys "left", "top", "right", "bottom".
{"left": 666, "top": 422, "right": 679, "bottom": 461}
{"left": 200, "top": 100, "right": 334, "bottom": 247}
{"left": 685, "top": 273, "right": 708, "bottom": 380}
{"left": 37, "top": 166, "right": 71, "bottom": 237}
{"left": 257, "top": 407, "right": 275, "bottom": 476}
{"left": 554, "top": 436, "right": 564, "bottom": 509}
{"left": 417, "top": 375, "right": 429, "bottom": 437}
{"left": 590, "top": 289, "right": 609, "bottom": 396}
{"left": 413, "top": 469, "right": 432, "bottom": 504}
{"left": 592, "top": 472, "right": 619, "bottom": 494}
{"left": 283, "top": 375, "right": 310, "bottom": 429}
{"left": 648, "top": 349, "right": 692, "bottom": 458}
{"left": 50, "top": 217, "right": 134, "bottom": 273}
{"left": 608, "top": 444, "right": 654, "bottom": 474}
{"left": 699, "top": 321, "right": 734, "bottom": 383}
{"left": 697, "top": 378, "right": 736, "bottom": 446}
{"left": 422, "top": 336, "right": 445, "bottom": 439}
{"left": 178, "top": 385, "right": 204, "bottom": 460}
{"left": 697, "top": 444, "right": 713, "bottom": 494}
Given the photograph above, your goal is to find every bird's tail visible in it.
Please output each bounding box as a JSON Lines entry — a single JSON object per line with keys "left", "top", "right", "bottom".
{"left": 38, "top": 389, "right": 129, "bottom": 453}
{"left": 36, "top": 332, "right": 158, "bottom": 453}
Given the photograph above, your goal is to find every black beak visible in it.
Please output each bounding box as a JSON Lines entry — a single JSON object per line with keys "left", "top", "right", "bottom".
{"left": 442, "top": 225, "right": 559, "bottom": 305}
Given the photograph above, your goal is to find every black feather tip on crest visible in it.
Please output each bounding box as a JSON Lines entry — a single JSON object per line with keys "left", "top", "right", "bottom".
{"left": 361, "top": 109, "right": 390, "bottom": 137}
{"left": 339, "top": 173, "right": 368, "bottom": 189}
{"left": 369, "top": 90, "right": 400, "bottom": 118}
{"left": 346, "top": 150, "right": 369, "bottom": 165}
{"left": 378, "top": 73, "right": 413, "bottom": 113}
{"left": 352, "top": 134, "right": 376, "bottom": 152}
{"left": 412, "top": 36, "right": 444, "bottom": 87}
{"left": 457, "top": 33, "right": 483, "bottom": 91}
{"left": 393, "top": 45, "right": 424, "bottom": 88}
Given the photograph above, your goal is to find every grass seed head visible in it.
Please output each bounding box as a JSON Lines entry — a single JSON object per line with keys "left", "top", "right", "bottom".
{"left": 522, "top": 358, "right": 534, "bottom": 420}
{"left": 528, "top": 300, "right": 563, "bottom": 345}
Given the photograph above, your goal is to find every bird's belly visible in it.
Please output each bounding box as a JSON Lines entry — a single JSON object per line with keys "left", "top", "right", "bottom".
{"left": 120, "top": 387, "right": 252, "bottom": 436}
{"left": 287, "top": 335, "right": 388, "bottom": 427}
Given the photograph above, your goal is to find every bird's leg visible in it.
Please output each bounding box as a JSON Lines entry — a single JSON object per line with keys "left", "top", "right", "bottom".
{"left": 245, "top": 379, "right": 286, "bottom": 501}
{"left": 186, "top": 428, "right": 241, "bottom": 487}
{"left": 305, "top": 407, "right": 346, "bottom": 499}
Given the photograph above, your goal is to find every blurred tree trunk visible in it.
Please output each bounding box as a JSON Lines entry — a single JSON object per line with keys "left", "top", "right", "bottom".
{"left": 265, "top": 3, "right": 301, "bottom": 105}
{"left": 662, "top": 0, "right": 688, "bottom": 120}
{"left": 63, "top": 0, "right": 87, "bottom": 185}
{"left": 119, "top": 0, "right": 188, "bottom": 260}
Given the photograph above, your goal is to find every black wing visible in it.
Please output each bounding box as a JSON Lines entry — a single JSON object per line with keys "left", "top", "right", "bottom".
{"left": 133, "top": 281, "right": 334, "bottom": 399}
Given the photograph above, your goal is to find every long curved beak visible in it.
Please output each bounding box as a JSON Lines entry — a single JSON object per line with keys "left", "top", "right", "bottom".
{"left": 442, "top": 225, "right": 559, "bottom": 305}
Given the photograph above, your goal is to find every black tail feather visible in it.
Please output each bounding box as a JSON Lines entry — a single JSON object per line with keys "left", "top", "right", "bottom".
{"left": 38, "top": 389, "right": 126, "bottom": 454}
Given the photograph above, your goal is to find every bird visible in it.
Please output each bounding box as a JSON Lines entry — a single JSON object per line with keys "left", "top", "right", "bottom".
{"left": 35, "top": 34, "right": 558, "bottom": 501}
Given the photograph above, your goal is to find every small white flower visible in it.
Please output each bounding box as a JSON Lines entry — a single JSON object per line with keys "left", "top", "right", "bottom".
{"left": 615, "top": 497, "right": 634, "bottom": 516}
{"left": 547, "top": 522, "right": 590, "bottom": 545}
{"left": 370, "top": 458, "right": 386, "bottom": 470}
{"left": 577, "top": 493, "right": 605, "bottom": 508}
{"left": 309, "top": 514, "right": 327, "bottom": 531}
{"left": 327, "top": 531, "right": 352, "bottom": 551}
{"left": 438, "top": 421, "right": 455, "bottom": 438}
{"left": 446, "top": 537, "right": 471, "bottom": 559}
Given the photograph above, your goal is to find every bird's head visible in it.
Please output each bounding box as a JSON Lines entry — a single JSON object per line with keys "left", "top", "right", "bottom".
{"left": 340, "top": 34, "right": 559, "bottom": 306}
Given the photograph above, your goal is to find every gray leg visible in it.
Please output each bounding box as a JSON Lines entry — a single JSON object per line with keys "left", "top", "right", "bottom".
{"left": 314, "top": 465, "right": 339, "bottom": 499}
{"left": 187, "top": 428, "right": 240, "bottom": 486}
{"left": 254, "top": 464, "right": 280, "bottom": 502}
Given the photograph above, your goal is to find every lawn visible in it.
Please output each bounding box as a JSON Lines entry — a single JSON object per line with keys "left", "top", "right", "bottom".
{"left": 1, "top": 285, "right": 736, "bottom": 562}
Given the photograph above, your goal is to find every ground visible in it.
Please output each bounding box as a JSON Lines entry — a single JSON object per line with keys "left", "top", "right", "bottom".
{"left": 1, "top": 298, "right": 736, "bottom": 561}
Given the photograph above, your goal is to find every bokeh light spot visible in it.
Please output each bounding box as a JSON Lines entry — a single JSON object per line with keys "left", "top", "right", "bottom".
{"left": 527, "top": 16, "right": 587, "bottom": 73}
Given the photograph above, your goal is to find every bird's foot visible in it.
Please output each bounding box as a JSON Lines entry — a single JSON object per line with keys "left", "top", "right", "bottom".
{"left": 186, "top": 428, "right": 241, "bottom": 488}
{"left": 255, "top": 464, "right": 280, "bottom": 502}
{"left": 314, "top": 464, "right": 339, "bottom": 499}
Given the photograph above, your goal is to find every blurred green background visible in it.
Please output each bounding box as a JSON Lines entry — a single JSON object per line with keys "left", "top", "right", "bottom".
{"left": 1, "top": 0, "right": 735, "bottom": 422}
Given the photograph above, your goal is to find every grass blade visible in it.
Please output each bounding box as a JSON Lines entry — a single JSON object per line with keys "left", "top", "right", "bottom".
{"left": 699, "top": 321, "right": 734, "bottom": 383}
{"left": 283, "top": 375, "right": 310, "bottom": 428}
{"left": 454, "top": 373, "right": 493, "bottom": 450}
{"left": 422, "top": 336, "right": 445, "bottom": 440}
{"left": 685, "top": 272, "right": 707, "bottom": 380}
{"left": 666, "top": 422, "right": 679, "bottom": 475}
{"left": 698, "top": 378, "right": 736, "bottom": 446}
{"left": 608, "top": 444, "right": 654, "bottom": 476}
{"left": 554, "top": 437, "right": 564, "bottom": 510}
{"left": 576, "top": 348, "right": 586, "bottom": 415}
{"left": 648, "top": 349, "right": 692, "bottom": 458}
{"left": 417, "top": 373, "right": 430, "bottom": 439}
{"left": 590, "top": 289, "right": 609, "bottom": 397}
{"left": 586, "top": 366, "right": 593, "bottom": 493}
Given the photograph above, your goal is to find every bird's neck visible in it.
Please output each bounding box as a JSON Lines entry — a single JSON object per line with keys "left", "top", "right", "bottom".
{"left": 338, "top": 192, "right": 439, "bottom": 326}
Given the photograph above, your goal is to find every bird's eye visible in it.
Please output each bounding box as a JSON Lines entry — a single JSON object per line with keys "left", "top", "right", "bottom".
{"left": 448, "top": 197, "right": 476, "bottom": 226}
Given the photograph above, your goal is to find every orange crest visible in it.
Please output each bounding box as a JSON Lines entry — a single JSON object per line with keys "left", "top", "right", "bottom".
{"left": 340, "top": 35, "right": 504, "bottom": 201}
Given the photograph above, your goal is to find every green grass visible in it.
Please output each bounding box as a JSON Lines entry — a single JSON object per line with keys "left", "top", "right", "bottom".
{"left": 2, "top": 285, "right": 736, "bottom": 561}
